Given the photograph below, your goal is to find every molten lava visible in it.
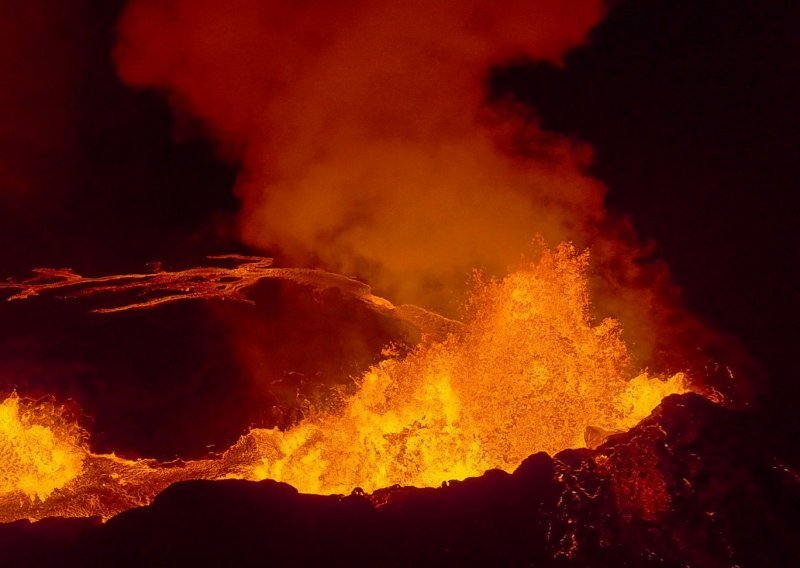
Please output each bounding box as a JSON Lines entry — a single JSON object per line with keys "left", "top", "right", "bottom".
{"left": 0, "top": 244, "right": 687, "bottom": 522}
{"left": 0, "top": 395, "right": 84, "bottom": 501}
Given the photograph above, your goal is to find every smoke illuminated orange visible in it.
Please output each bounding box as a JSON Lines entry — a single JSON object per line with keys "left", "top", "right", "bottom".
{"left": 0, "top": 245, "right": 687, "bottom": 522}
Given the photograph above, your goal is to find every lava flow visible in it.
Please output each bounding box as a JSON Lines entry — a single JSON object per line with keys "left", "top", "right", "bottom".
{"left": 0, "top": 244, "right": 687, "bottom": 522}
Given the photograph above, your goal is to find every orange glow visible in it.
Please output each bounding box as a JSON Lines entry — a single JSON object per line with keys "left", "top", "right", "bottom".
{"left": 115, "top": 0, "right": 609, "bottom": 308}
{"left": 111, "top": 0, "right": 718, "bottom": 380}
{"left": 0, "top": 395, "right": 85, "bottom": 501}
{"left": 0, "top": 245, "right": 687, "bottom": 522}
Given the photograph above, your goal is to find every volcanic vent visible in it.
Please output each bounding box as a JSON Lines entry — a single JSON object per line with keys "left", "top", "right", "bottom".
{"left": 0, "top": 246, "right": 690, "bottom": 521}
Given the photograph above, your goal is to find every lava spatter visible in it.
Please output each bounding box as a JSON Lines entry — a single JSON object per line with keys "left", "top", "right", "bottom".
{"left": 0, "top": 245, "right": 687, "bottom": 522}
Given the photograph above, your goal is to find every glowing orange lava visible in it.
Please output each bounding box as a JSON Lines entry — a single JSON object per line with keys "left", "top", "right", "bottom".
{"left": 0, "top": 244, "right": 687, "bottom": 522}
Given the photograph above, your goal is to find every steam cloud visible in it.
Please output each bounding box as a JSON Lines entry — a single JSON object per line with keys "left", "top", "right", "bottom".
{"left": 115, "top": 1, "right": 604, "bottom": 298}
{"left": 113, "top": 0, "right": 745, "bottom": 384}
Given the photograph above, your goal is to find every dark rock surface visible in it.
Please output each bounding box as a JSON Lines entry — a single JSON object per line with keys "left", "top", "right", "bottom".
{"left": 2, "top": 393, "right": 798, "bottom": 567}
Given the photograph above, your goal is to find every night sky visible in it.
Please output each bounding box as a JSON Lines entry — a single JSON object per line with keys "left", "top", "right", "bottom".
{"left": 1, "top": 0, "right": 798, "bottom": 432}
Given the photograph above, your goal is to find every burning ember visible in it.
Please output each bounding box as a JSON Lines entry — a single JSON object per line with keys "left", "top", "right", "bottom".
{"left": 0, "top": 245, "right": 687, "bottom": 521}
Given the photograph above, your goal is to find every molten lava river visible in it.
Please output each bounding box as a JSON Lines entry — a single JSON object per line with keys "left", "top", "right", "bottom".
{"left": 0, "top": 245, "right": 687, "bottom": 522}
